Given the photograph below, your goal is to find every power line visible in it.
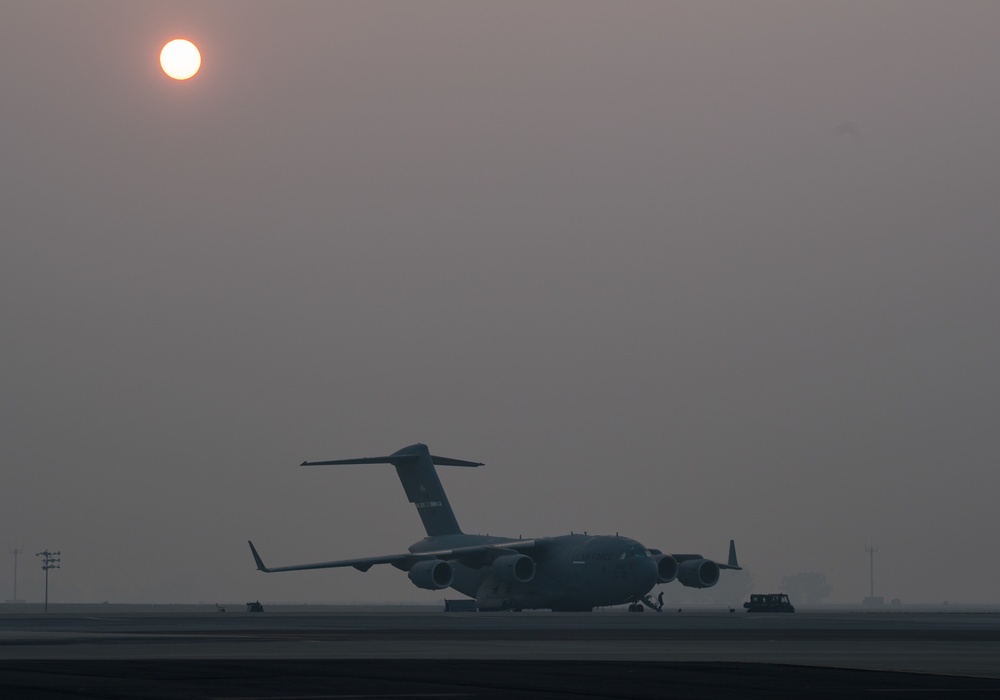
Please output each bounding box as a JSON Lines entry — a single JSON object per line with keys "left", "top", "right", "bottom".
{"left": 35, "top": 550, "right": 60, "bottom": 613}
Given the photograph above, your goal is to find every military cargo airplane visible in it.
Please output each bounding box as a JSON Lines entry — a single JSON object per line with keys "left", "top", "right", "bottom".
{"left": 249, "top": 443, "right": 740, "bottom": 611}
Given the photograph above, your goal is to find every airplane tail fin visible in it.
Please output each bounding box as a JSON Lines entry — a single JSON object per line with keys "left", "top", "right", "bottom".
{"left": 301, "top": 443, "right": 481, "bottom": 537}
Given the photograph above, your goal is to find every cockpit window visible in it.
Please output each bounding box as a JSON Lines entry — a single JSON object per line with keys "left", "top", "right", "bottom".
{"left": 621, "top": 545, "right": 650, "bottom": 559}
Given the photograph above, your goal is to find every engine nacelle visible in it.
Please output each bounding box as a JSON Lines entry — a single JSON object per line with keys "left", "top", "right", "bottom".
{"left": 677, "top": 558, "right": 720, "bottom": 588}
{"left": 407, "top": 559, "right": 454, "bottom": 590}
{"left": 490, "top": 554, "right": 536, "bottom": 584}
{"left": 654, "top": 554, "right": 678, "bottom": 583}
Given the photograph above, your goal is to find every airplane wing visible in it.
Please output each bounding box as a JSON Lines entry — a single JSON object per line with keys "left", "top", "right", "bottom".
{"left": 248, "top": 539, "right": 540, "bottom": 574}
{"left": 248, "top": 541, "right": 412, "bottom": 573}
{"left": 653, "top": 540, "right": 742, "bottom": 570}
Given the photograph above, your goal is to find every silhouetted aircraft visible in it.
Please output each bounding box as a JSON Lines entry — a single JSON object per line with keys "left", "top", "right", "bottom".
{"left": 249, "top": 443, "right": 740, "bottom": 611}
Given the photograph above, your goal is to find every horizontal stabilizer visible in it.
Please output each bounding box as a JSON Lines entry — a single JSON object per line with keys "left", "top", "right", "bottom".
{"left": 301, "top": 454, "right": 482, "bottom": 468}
{"left": 299, "top": 444, "right": 481, "bottom": 537}
{"left": 301, "top": 456, "right": 398, "bottom": 466}
{"left": 428, "top": 455, "right": 484, "bottom": 467}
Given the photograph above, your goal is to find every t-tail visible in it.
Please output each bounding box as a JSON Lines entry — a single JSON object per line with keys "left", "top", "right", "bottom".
{"left": 300, "top": 443, "right": 482, "bottom": 536}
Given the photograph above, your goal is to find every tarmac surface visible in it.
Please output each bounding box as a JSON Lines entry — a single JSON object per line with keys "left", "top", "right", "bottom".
{"left": 2, "top": 608, "right": 999, "bottom": 698}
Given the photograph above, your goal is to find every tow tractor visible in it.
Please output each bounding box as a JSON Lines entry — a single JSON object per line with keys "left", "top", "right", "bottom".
{"left": 743, "top": 593, "right": 795, "bottom": 613}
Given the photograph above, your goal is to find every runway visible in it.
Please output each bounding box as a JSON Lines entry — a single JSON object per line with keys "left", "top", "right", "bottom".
{"left": 2, "top": 609, "right": 999, "bottom": 698}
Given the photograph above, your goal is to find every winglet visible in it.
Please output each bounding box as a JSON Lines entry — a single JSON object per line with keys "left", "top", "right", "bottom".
{"left": 726, "top": 539, "right": 741, "bottom": 570}
{"left": 248, "top": 540, "right": 272, "bottom": 573}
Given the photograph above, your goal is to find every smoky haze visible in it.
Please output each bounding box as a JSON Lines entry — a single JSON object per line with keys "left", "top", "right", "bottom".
{"left": 2, "top": 1, "right": 998, "bottom": 606}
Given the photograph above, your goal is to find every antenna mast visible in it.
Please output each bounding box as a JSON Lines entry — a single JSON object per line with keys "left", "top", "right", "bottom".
{"left": 866, "top": 542, "right": 879, "bottom": 598}
{"left": 864, "top": 541, "right": 881, "bottom": 606}
{"left": 9, "top": 544, "right": 23, "bottom": 603}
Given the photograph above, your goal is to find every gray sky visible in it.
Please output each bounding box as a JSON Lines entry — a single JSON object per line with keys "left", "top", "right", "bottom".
{"left": 2, "top": 1, "right": 998, "bottom": 605}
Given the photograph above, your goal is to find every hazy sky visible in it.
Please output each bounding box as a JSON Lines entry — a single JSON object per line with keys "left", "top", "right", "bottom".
{"left": 2, "top": 1, "right": 999, "bottom": 606}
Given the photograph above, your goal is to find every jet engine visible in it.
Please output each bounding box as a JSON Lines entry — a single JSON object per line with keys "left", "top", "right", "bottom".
{"left": 654, "top": 554, "right": 678, "bottom": 583}
{"left": 677, "top": 558, "right": 720, "bottom": 588}
{"left": 407, "top": 559, "right": 454, "bottom": 590}
{"left": 490, "top": 554, "right": 536, "bottom": 584}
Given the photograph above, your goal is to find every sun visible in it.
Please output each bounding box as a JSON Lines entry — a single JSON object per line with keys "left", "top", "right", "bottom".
{"left": 160, "top": 39, "right": 201, "bottom": 80}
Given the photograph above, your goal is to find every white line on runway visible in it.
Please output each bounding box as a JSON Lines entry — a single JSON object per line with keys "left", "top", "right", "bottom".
{"left": 867, "top": 691, "right": 1000, "bottom": 694}
{"left": 209, "top": 695, "right": 474, "bottom": 699}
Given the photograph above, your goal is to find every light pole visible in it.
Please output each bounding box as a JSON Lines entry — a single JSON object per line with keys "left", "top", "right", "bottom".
{"left": 36, "top": 550, "right": 60, "bottom": 613}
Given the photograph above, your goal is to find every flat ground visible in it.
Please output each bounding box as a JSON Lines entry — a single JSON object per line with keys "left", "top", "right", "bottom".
{"left": 1, "top": 609, "right": 998, "bottom": 698}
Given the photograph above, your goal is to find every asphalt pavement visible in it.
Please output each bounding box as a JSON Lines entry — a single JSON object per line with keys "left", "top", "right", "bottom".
{"left": 1, "top": 609, "right": 998, "bottom": 698}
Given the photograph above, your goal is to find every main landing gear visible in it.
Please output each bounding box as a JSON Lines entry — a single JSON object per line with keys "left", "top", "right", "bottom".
{"left": 628, "top": 595, "right": 664, "bottom": 612}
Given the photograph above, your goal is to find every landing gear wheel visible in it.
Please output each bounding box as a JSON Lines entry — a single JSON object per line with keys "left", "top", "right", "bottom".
{"left": 628, "top": 603, "right": 644, "bottom": 612}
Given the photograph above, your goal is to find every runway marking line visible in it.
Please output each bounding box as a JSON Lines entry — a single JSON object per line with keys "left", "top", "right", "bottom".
{"left": 208, "top": 695, "right": 473, "bottom": 699}
{"left": 866, "top": 690, "right": 1000, "bottom": 694}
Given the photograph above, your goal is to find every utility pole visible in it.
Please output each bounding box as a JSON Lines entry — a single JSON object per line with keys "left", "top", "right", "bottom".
{"left": 865, "top": 543, "right": 877, "bottom": 598}
{"left": 9, "top": 544, "right": 24, "bottom": 603}
{"left": 863, "top": 542, "right": 882, "bottom": 606}
{"left": 36, "top": 550, "right": 60, "bottom": 613}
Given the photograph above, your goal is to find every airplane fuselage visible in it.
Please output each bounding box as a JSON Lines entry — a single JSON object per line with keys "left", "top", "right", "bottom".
{"left": 409, "top": 533, "right": 658, "bottom": 611}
